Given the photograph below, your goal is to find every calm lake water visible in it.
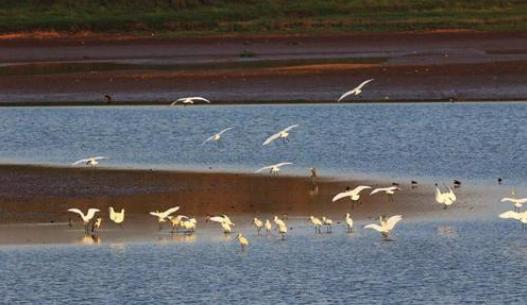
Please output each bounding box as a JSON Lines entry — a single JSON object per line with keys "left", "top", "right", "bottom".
{"left": 1, "top": 220, "right": 526, "bottom": 304}
{"left": 1, "top": 103, "right": 526, "bottom": 183}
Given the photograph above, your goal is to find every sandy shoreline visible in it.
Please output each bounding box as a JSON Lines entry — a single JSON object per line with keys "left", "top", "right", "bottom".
{"left": 0, "top": 31, "right": 526, "bottom": 103}
{"left": 0, "top": 163, "right": 506, "bottom": 245}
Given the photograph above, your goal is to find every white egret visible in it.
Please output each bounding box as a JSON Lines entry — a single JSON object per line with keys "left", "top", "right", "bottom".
{"left": 171, "top": 97, "right": 211, "bottom": 105}
{"left": 256, "top": 162, "right": 292, "bottom": 175}
{"left": 68, "top": 208, "right": 100, "bottom": 233}
{"left": 201, "top": 127, "right": 233, "bottom": 145}
{"left": 262, "top": 124, "right": 299, "bottom": 145}
{"left": 264, "top": 219, "right": 272, "bottom": 233}
{"left": 181, "top": 218, "right": 197, "bottom": 234}
{"left": 273, "top": 216, "right": 286, "bottom": 228}
{"left": 322, "top": 217, "right": 333, "bottom": 233}
{"left": 168, "top": 215, "right": 189, "bottom": 233}
{"left": 435, "top": 185, "right": 456, "bottom": 209}
{"left": 370, "top": 186, "right": 401, "bottom": 202}
{"left": 337, "top": 79, "right": 374, "bottom": 101}
{"left": 108, "top": 207, "right": 125, "bottom": 226}
{"left": 237, "top": 233, "right": 249, "bottom": 251}
{"left": 72, "top": 156, "right": 108, "bottom": 167}
{"left": 253, "top": 218, "right": 264, "bottom": 235}
{"left": 345, "top": 213, "right": 354, "bottom": 233}
{"left": 501, "top": 189, "right": 527, "bottom": 212}
{"left": 309, "top": 216, "right": 323, "bottom": 234}
{"left": 364, "top": 215, "right": 403, "bottom": 240}
{"left": 149, "top": 206, "right": 180, "bottom": 230}
{"left": 277, "top": 223, "right": 288, "bottom": 240}
{"left": 332, "top": 185, "right": 372, "bottom": 208}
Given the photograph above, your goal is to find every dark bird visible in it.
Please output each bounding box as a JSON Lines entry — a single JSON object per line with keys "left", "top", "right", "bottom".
{"left": 104, "top": 95, "right": 112, "bottom": 104}
{"left": 411, "top": 180, "right": 418, "bottom": 188}
{"left": 453, "top": 180, "right": 462, "bottom": 188}
{"left": 498, "top": 177, "right": 503, "bottom": 185}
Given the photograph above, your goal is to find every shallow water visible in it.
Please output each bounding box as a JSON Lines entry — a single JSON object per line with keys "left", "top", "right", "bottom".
{"left": 1, "top": 220, "right": 527, "bottom": 304}
{"left": 0, "top": 103, "right": 526, "bottom": 183}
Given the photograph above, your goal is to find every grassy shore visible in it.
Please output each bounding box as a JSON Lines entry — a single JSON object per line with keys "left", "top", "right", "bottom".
{"left": 1, "top": 0, "right": 526, "bottom": 34}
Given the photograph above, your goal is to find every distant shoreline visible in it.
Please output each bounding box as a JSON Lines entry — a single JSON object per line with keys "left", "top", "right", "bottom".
{"left": 0, "top": 99, "right": 526, "bottom": 107}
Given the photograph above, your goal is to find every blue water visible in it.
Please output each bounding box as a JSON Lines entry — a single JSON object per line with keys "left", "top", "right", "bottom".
{"left": 0, "top": 103, "right": 526, "bottom": 183}
{"left": 1, "top": 220, "right": 527, "bottom": 304}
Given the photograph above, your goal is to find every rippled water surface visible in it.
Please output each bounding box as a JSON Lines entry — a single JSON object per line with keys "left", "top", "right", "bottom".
{"left": 0, "top": 103, "right": 526, "bottom": 182}
{"left": 1, "top": 220, "right": 527, "bottom": 304}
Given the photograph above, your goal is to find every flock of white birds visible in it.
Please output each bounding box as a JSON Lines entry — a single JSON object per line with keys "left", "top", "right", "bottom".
{"left": 66, "top": 80, "right": 517, "bottom": 250}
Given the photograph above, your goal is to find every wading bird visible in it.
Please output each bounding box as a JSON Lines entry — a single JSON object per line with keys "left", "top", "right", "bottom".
{"left": 168, "top": 215, "right": 189, "bottom": 233}
{"left": 72, "top": 156, "right": 108, "bottom": 167}
{"left": 256, "top": 162, "right": 292, "bottom": 175}
{"left": 309, "top": 216, "right": 323, "bottom": 234}
{"left": 370, "top": 186, "right": 401, "bottom": 202}
{"left": 180, "top": 218, "right": 197, "bottom": 234}
{"left": 322, "top": 217, "right": 333, "bottom": 233}
{"left": 108, "top": 207, "right": 125, "bottom": 226}
{"left": 149, "top": 206, "right": 180, "bottom": 230}
{"left": 237, "top": 233, "right": 249, "bottom": 251}
{"left": 68, "top": 208, "right": 100, "bottom": 233}
{"left": 337, "top": 79, "right": 374, "bottom": 101}
{"left": 201, "top": 127, "right": 233, "bottom": 145}
{"left": 273, "top": 216, "right": 286, "bottom": 228}
{"left": 264, "top": 219, "right": 272, "bottom": 233}
{"left": 364, "top": 215, "right": 403, "bottom": 240}
{"left": 345, "top": 213, "right": 354, "bottom": 233}
{"left": 277, "top": 223, "right": 288, "bottom": 240}
{"left": 332, "top": 185, "right": 372, "bottom": 208}
{"left": 435, "top": 184, "right": 456, "bottom": 209}
{"left": 262, "top": 124, "right": 299, "bottom": 145}
{"left": 253, "top": 218, "right": 264, "bottom": 235}
{"left": 171, "top": 97, "right": 211, "bottom": 106}
{"left": 91, "top": 217, "right": 102, "bottom": 233}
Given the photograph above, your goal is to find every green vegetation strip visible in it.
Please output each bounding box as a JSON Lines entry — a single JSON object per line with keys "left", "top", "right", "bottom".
{"left": 0, "top": 0, "right": 526, "bottom": 34}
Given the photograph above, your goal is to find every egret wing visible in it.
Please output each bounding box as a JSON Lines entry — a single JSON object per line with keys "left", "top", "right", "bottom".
{"left": 364, "top": 224, "right": 383, "bottom": 232}
{"left": 263, "top": 132, "right": 281, "bottom": 145}
{"left": 332, "top": 191, "right": 351, "bottom": 202}
{"left": 385, "top": 215, "right": 402, "bottom": 230}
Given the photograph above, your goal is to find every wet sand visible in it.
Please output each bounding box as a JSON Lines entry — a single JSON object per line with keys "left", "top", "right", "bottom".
{"left": 0, "top": 31, "right": 526, "bottom": 104}
{"left": 0, "top": 163, "right": 506, "bottom": 244}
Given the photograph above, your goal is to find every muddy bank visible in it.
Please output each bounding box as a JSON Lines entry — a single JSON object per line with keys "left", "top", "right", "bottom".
{"left": 0, "top": 164, "right": 446, "bottom": 224}
{"left": 0, "top": 31, "right": 526, "bottom": 103}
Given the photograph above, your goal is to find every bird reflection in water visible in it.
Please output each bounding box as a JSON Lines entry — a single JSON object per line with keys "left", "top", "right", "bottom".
{"left": 79, "top": 234, "right": 101, "bottom": 245}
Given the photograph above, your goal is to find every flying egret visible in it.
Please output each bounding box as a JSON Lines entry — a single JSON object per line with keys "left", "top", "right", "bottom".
{"left": 322, "top": 217, "right": 333, "bottom": 233}
{"left": 201, "top": 127, "right": 233, "bottom": 145}
{"left": 262, "top": 124, "right": 299, "bottom": 145}
{"left": 364, "top": 215, "right": 402, "bottom": 240}
{"left": 337, "top": 79, "right": 374, "bottom": 101}
{"left": 237, "top": 233, "right": 249, "bottom": 251}
{"left": 68, "top": 208, "right": 100, "bottom": 233}
{"left": 501, "top": 189, "right": 527, "bottom": 212}
{"left": 253, "top": 218, "right": 264, "bottom": 235}
{"left": 171, "top": 97, "right": 211, "bottom": 106}
{"left": 256, "top": 162, "right": 292, "bottom": 175}
{"left": 332, "top": 185, "right": 372, "bottom": 208}
{"left": 207, "top": 215, "right": 235, "bottom": 233}
{"left": 309, "top": 216, "right": 323, "bottom": 234}
{"left": 72, "top": 156, "right": 108, "bottom": 167}
{"left": 370, "top": 186, "right": 401, "bottom": 202}
{"left": 345, "top": 213, "right": 354, "bottom": 233}
{"left": 499, "top": 210, "right": 527, "bottom": 229}
{"left": 108, "top": 207, "right": 125, "bottom": 226}
{"left": 264, "top": 219, "right": 272, "bottom": 233}
{"left": 149, "top": 206, "right": 180, "bottom": 230}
